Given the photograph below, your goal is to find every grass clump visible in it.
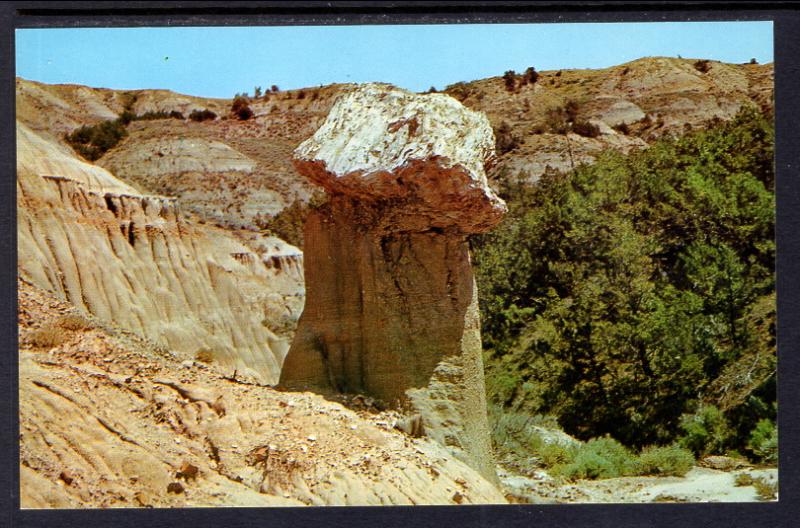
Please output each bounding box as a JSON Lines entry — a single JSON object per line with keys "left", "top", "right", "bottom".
{"left": 613, "top": 122, "right": 630, "bottom": 135}
{"left": 231, "top": 96, "right": 254, "bottom": 121}
{"left": 678, "top": 404, "right": 734, "bottom": 457}
{"left": 64, "top": 106, "right": 188, "bottom": 161}
{"left": 553, "top": 436, "right": 636, "bottom": 480}
{"left": 747, "top": 419, "right": 778, "bottom": 464}
{"left": 257, "top": 193, "right": 327, "bottom": 248}
{"left": 27, "top": 324, "right": 66, "bottom": 349}
{"left": 443, "top": 81, "right": 475, "bottom": 102}
{"left": 491, "top": 409, "right": 697, "bottom": 481}
{"left": 694, "top": 59, "right": 712, "bottom": 73}
{"left": 195, "top": 348, "right": 215, "bottom": 364}
{"left": 634, "top": 445, "right": 695, "bottom": 477}
{"left": 521, "top": 66, "right": 539, "bottom": 86}
{"left": 539, "top": 441, "right": 578, "bottom": 468}
{"left": 135, "top": 110, "right": 184, "bottom": 121}
{"left": 64, "top": 118, "right": 128, "bottom": 161}
{"left": 734, "top": 472, "right": 778, "bottom": 501}
{"left": 495, "top": 120, "right": 521, "bottom": 154}
{"left": 503, "top": 70, "right": 518, "bottom": 92}
{"left": 189, "top": 109, "right": 217, "bottom": 122}
{"left": 571, "top": 120, "right": 601, "bottom": 138}
{"left": 56, "top": 314, "right": 92, "bottom": 331}
{"left": 543, "top": 436, "right": 694, "bottom": 480}
{"left": 652, "top": 494, "right": 689, "bottom": 503}
{"left": 489, "top": 406, "right": 569, "bottom": 475}
{"left": 753, "top": 477, "right": 778, "bottom": 501}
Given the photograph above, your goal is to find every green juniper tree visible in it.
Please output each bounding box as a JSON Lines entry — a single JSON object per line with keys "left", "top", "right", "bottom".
{"left": 472, "top": 108, "right": 775, "bottom": 456}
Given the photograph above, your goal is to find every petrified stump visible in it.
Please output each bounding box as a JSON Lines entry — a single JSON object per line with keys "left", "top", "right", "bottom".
{"left": 279, "top": 83, "right": 506, "bottom": 482}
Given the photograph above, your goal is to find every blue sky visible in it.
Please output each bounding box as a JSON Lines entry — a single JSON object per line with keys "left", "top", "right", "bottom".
{"left": 16, "top": 22, "right": 773, "bottom": 98}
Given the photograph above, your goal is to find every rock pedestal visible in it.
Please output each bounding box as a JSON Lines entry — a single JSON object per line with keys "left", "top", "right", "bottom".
{"left": 279, "top": 83, "right": 506, "bottom": 482}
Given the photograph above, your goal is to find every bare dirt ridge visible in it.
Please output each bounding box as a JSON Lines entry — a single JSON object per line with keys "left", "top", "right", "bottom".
{"left": 452, "top": 57, "right": 772, "bottom": 181}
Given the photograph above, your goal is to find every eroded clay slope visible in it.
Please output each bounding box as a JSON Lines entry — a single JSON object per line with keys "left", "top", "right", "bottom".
{"left": 15, "top": 77, "right": 230, "bottom": 140}
{"left": 99, "top": 132, "right": 294, "bottom": 229}
{"left": 95, "top": 85, "right": 349, "bottom": 231}
{"left": 452, "top": 57, "right": 773, "bottom": 180}
{"left": 18, "top": 280, "right": 507, "bottom": 507}
{"left": 17, "top": 121, "right": 303, "bottom": 384}
{"left": 17, "top": 121, "right": 139, "bottom": 194}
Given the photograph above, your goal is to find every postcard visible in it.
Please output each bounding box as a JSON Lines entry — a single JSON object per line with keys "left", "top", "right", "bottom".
{"left": 14, "top": 20, "right": 776, "bottom": 508}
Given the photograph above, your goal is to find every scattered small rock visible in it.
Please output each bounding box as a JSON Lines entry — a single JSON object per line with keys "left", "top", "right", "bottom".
{"left": 452, "top": 491, "right": 464, "bottom": 504}
{"left": 652, "top": 494, "right": 688, "bottom": 503}
{"left": 176, "top": 461, "right": 199, "bottom": 481}
{"left": 134, "top": 491, "right": 151, "bottom": 507}
{"left": 700, "top": 455, "right": 751, "bottom": 471}
{"left": 59, "top": 470, "right": 74, "bottom": 486}
{"left": 394, "top": 414, "right": 425, "bottom": 438}
{"left": 166, "top": 481, "right": 185, "bottom": 494}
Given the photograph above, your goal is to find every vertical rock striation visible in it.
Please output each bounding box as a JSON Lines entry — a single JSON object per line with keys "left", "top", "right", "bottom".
{"left": 279, "top": 83, "right": 506, "bottom": 482}
{"left": 16, "top": 122, "right": 300, "bottom": 384}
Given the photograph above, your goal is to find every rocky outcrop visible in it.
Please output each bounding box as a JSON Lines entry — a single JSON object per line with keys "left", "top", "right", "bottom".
{"left": 449, "top": 57, "right": 772, "bottom": 182}
{"left": 279, "top": 84, "right": 506, "bottom": 483}
{"left": 17, "top": 121, "right": 302, "bottom": 384}
{"left": 98, "top": 124, "right": 309, "bottom": 231}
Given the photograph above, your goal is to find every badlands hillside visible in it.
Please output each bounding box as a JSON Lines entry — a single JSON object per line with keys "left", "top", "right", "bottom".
{"left": 17, "top": 57, "right": 773, "bottom": 235}
{"left": 16, "top": 57, "right": 774, "bottom": 507}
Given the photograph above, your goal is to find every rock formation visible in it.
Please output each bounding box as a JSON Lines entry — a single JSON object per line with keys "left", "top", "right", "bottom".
{"left": 16, "top": 121, "right": 303, "bottom": 384}
{"left": 279, "top": 83, "right": 506, "bottom": 482}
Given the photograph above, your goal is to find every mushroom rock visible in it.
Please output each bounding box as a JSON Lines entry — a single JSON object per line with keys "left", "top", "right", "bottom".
{"left": 279, "top": 83, "right": 506, "bottom": 483}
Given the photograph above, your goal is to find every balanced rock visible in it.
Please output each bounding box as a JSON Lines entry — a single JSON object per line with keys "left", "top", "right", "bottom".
{"left": 279, "top": 83, "right": 506, "bottom": 482}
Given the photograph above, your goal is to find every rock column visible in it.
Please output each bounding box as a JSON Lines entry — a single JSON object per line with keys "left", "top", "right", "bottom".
{"left": 279, "top": 83, "right": 507, "bottom": 482}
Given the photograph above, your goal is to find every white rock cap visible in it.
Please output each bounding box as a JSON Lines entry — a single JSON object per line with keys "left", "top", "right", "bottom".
{"left": 293, "top": 83, "right": 507, "bottom": 233}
